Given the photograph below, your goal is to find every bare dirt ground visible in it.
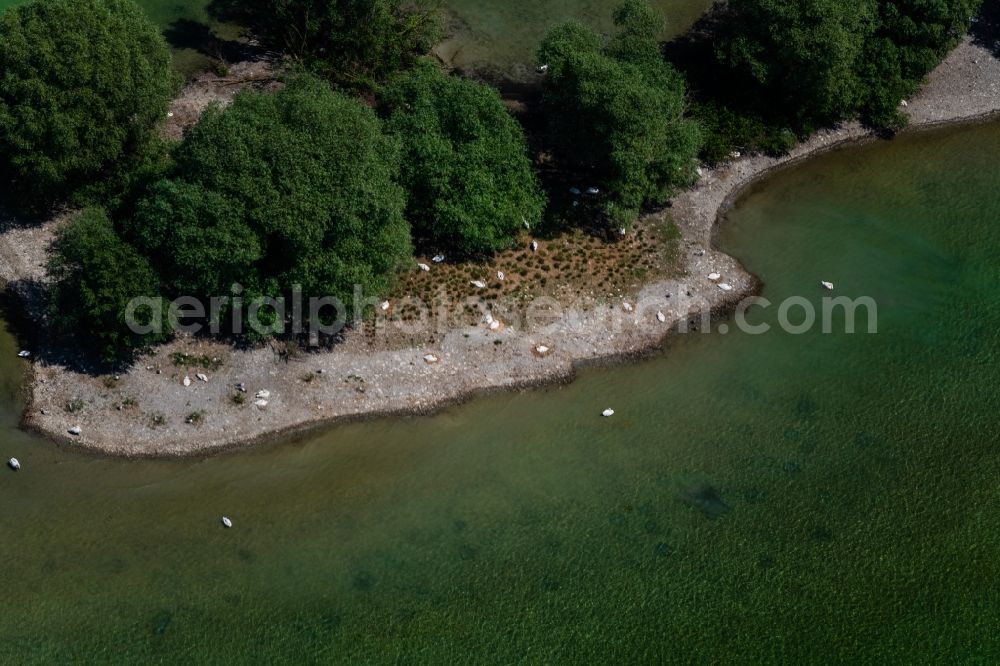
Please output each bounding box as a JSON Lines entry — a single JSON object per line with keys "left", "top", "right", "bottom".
{"left": 3, "top": 38, "right": 999, "bottom": 457}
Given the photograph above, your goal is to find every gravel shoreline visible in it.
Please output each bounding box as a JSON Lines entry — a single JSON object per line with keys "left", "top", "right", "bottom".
{"left": 6, "top": 37, "right": 1000, "bottom": 458}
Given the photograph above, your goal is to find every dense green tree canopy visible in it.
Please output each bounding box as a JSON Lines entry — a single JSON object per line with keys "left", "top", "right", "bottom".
{"left": 716, "top": 0, "right": 875, "bottom": 128}
{"left": 122, "top": 75, "right": 411, "bottom": 324}
{"left": 0, "top": 0, "right": 176, "bottom": 209}
{"left": 538, "top": 1, "right": 702, "bottom": 225}
{"left": 49, "top": 208, "right": 167, "bottom": 362}
{"left": 710, "top": 0, "right": 981, "bottom": 131}
{"left": 381, "top": 61, "right": 546, "bottom": 256}
{"left": 213, "top": 0, "right": 443, "bottom": 88}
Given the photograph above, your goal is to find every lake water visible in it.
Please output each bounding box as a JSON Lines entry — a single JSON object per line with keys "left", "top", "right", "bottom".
{"left": 1, "top": 115, "right": 998, "bottom": 660}
{"left": 0, "top": 0, "right": 713, "bottom": 76}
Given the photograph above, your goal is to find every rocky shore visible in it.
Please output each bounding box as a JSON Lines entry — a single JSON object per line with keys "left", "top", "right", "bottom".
{"left": 4, "top": 37, "right": 999, "bottom": 457}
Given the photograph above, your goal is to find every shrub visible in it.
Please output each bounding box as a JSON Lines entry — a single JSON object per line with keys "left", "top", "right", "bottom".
{"left": 48, "top": 208, "right": 168, "bottom": 361}
{"left": 213, "top": 0, "right": 443, "bottom": 89}
{"left": 123, "top": 74, "right": 412, "bottom": 335}
{"left": 382, "top": 61, "right": 545, "bottom": 256}
{"left": 538, "top": 1, "right": 702, "bottom": 226}
{"left": 0, "top": 0, "right": 177, "bottom": 209}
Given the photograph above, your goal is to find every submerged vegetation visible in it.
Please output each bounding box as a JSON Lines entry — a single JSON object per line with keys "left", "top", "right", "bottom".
{"left": 0, "top": 0, "right": 984, "bottom": 358}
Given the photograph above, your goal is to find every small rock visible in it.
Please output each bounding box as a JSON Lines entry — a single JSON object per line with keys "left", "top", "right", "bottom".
{"left": 183, "top": 376, "right": 192, "bottom": 387}
{"left": 497, "top": 271, "right": 505, "bottom": 281}
{"left": 380, "top": 300, "right": 390, "bottom": 311}
{"left": 254, "top": 399, "right": 269, "bottom": 409}
{"left": 622, "top": 302, "right": 634, "bottom": 313}
{"left": 432, "top": 254, "right": 445, "bottom": 263}
{"left": 530, "top": 240, "right": 538, "bottom": 252}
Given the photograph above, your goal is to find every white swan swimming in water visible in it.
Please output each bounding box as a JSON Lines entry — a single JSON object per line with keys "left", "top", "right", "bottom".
{"left": 602, "top": 408, "right": 615, "bottom": 417}
{"left": 7, "top": 458, "right": 20, "bottom": 471}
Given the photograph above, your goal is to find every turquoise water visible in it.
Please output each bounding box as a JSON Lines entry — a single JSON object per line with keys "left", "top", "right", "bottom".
{"left": 0, "top": 121, "right": 998, "bottom": 661}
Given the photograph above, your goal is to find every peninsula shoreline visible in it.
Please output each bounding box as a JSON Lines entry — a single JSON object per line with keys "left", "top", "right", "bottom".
{"left": 7, "top": 37, "right": 1000, "bottom": 458}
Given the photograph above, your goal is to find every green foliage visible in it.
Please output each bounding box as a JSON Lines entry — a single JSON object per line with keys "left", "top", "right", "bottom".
{"left": 48, "top": 208, "right": 167, "bottom": 362}
{"left": 0, "top": 0, "right": 177, "bottom": 210}
{"left": 709, "top": 0, "right": 981, "bottom": 134}
{"left": 717, "top": 0, "right": 876, "bottom": 128}
{"left": 124, "top": 74, "right": 411, "bottom": 332}
{"left": 381, "top": 61, "right": 545, "bottom": 256}
{"left": 538, "top": 1, "right": 702, "bottom": 226}
{"left": 213, "top": 0, "right": 443, "bottom": 89}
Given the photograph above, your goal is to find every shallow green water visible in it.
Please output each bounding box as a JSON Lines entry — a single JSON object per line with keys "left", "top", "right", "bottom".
{"left": 0, "top": 0, "right": 711, "bottom": 77}
{"left": 1, "top": 122, "right": 999, "bottom": 662}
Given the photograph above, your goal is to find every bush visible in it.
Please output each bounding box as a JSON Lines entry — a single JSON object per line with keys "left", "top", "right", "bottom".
{"left": 709, "top": 0, "right": 982, "bottom": 132}
{"left": 538, "top": 1, "right": 702, "bottom": 226}
{"left": 381, "top": 61, "right": 545, "bottom": 256}
{"left": 213, "top": 0, "right": 443, "bottom": 89}
{"left": 48, "top": 208, "right": 167, "bottom": 362}
{"left": 0, "top": 0, "right": 177, "bottom": 209}
{"left": 123, "top": 74, "right": 412, "bottom": 333}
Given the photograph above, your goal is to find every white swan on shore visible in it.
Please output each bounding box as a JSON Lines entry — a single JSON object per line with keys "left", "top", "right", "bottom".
{"left": 586, "top": 187, "right": 600, "bottom": 195}
{"left": 471, "top": 280, "right": 486, "bottom": 289}
{"left": 17, "top": 350, "right": 30, "bottom": 358}
{"left": 602, "top": 408, "right": 615, "bottom": 417}
{"left": 497, "top": 270, "right": 505, "bottom": 281}
{"left": 708, "top": 272, "right": 721, "bottom": 281}
{"left": 196, "top": 373, "right": 208, "bottom": 383}
{"left": 423, "top": 354, "right": 440, "bottom": 364}
{"left": 68, "top": 426, "right": 81, "bottom": 436}
{"left": 380, "top": 300, "right": 390, "bottom": 311}
{"left": 656, "top": 311, "right": 666, "bottom": 323}
{"left": 183, "top": 376, "right": 192, "bottom": 387}
{"left": 718, "top": 283, "right": 734, "bottom": 292}
{"left": 417, "top": 263, "right": 431, "bottom": 272}
{"left": 530, "top": 240, "right": 538, "bottom": 252}
{"left": 7, "top": 458, "right": 19, "bottom": 471}
{"left": 432, "top": 254, "right": 445, "bottom": 263}
{"left": 255, "top": 389, "right": 271, "bottom": 400}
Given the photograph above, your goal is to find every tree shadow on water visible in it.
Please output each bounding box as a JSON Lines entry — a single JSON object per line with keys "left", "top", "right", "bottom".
{"left": 972, "top": 1, "right": 1000, "bottom": 57}
{"left": 163, "top": 19, "right": 261, "bottom": 64}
